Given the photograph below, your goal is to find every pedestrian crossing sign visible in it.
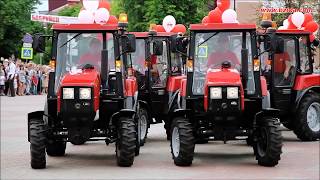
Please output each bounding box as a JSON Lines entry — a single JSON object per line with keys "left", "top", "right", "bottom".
{"left": 21, "top": 48, "right": 33, "bottom": 59}
{"left": 197, "top": 45, "right": 208, "bottom": 58}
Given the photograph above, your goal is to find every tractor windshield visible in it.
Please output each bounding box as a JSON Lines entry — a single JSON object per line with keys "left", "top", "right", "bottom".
{"left": 55, "top": 32, "right": 114, "bottom": 92}
{"left": 131, "top": 39, "right": 146, "bottom": 75}
{"left": 192, "top": 31, "right": 255, "bottom": 95}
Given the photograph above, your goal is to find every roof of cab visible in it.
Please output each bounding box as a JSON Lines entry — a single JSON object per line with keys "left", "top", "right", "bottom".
{"left": 276, "top": 29, "right": 311, "bottom": 35}
{"left": 130, "top": 32, "right": 179, "bottom": 38}
{"left": 190, "top": 23, "right": 256, "bottom": 31}
{"left": 52, "top": 24, "right": 118, "bottom": 31}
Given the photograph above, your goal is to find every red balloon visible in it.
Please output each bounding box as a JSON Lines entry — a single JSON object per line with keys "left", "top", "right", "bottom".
{"left": 208, "top": 7, "right": 222, "bottom": 23}
{"left": 107, "top": 15, "right": 118, "bottom": 24}
{"left": 98, "top": 1, "right": 110, "bottom": 11}
{"left": 202, "top": 16, "right": 209, "bottom": 24}
{"left": 287, "top": 15, "right": 297, "bottom": 29}
{"left": 156, "top": 25, "right": 165, "bottom": 32}
{"left": 309, "top": 34, "right": 315, "bottom": 42}
{"left": 172, "top": 24, "right": 187, "bottom": 34}
{"left": 305, "top": 21, "right": 319, "bottom": 33}
{"left": 302, "top": 13, "right": 313, "bottom": 27}
{"left": 217, "top": 0, "right": 230, "bottom": 12}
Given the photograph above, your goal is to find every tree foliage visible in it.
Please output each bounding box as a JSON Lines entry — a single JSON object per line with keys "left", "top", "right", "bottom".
{"left": 0, "top": 0, "right": 45, "bottom": 58}
{"left": 112, "top": 0, "right": 209, "bottom": 32}
{"left": 58, "top": 4, "right": 82, "bottom": 17}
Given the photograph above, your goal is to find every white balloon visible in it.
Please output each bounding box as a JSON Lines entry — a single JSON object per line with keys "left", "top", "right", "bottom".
{"left": 83, "top": 0, "right": 99, "bottom": 12}
{"left": 292, "top": 12, "right": 304, "bottom": 28}
{"left": 278, "top": 26, "right": 286, "bottom": 30}
{"left": 283, "top": 19, "right": 289, "bottom": 28}
{"left": 222, "top": 9, "right": 237, "bottom": 23}
{"left": 162, "top": 15, "right": 176, "bottom": 32}
{"left": 78, "top": 10, "right": 95, "bottom": 24}
{"left": 94, "top": 8, "right": 110, "bottom": 24}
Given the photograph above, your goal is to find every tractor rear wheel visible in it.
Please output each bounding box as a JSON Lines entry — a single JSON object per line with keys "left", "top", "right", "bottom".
{"left": 46, "top": 140, "right": 66, "bottom": 156}
{"left": 254, "top": 117, "right": 282, "bottom": 167}
{"left": 170, "top": 117, "right": 195, "bottom": 166}
{"left": 293, "top": 93, "right": 320, "bottom": 141}
{"left": 116, "top": 117, "right": 136, "bottom": 167}
{"left": 138, "top": 108, "right": 149, "bottom": 146}
{"left": 29, "top": 118, "right": 47, "bottom": 169}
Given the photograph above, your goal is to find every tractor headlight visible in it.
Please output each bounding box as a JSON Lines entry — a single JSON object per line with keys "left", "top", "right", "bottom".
{"left": 79, "top": 88, "right": 91, "bottom": 100}
{"left": 63, "top": 88, "right": 74, "bottom": 99}
{"left": 227, "top": 87, "right": 239, "bottom": 99}
{"left": 210, "top": 87, "right": 222, "bottom": 99}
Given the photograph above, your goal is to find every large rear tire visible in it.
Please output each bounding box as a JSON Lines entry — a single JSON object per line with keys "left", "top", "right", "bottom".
{"left": 170, "top": 117, "right": 195, "bottom": 166}
{"left": 254, "top": 117, "right": 282, "bottom": 167}
{"left": 116, "top": 117, "right": 136, "bottom": 167}
{"left": 293, "top": 93, "right": 320, "bottom": 141}
{"left": 29, "top": 118, "right": 47, "bottom": 169}
{"left": 46, "top": 140, "right": 66, "bottom": 156}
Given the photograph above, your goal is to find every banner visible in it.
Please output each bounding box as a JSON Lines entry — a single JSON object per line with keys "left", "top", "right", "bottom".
{"left": 31, "top": 14, "right": 79, "bottom": 24}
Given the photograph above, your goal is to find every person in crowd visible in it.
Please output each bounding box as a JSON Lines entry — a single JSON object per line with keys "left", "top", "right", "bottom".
{"left": 18, "top": 65, "right": 26, "bottom": 96}
{"left": 41, "top": 66, "right": 49, "bottom": 94}
{"left": 7, "top": 58, "right": 16, "bottom": 97}
{"left": 0, "top": 64, "right": 6, "bottom": 96}
{"left": 3, "top": 59, "right": 9, "bottom": 95}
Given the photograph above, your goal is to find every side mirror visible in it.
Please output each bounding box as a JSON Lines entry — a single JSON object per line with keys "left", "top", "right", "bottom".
{"left": 312, "top": 39, "right": 319, "bottom": 47}
{"left": 170, "top": 36, "right": 188, "bottom": 53}
{"left": 122, "top": 34, "right": 136, "bottom": 53}
{"left": 32, "top": 33, "right": 46, "bottom": 53}
{"left": 153, "top": 40, "right": 163, "bottom": 56}
{"left": 273, "top": 37, "right": 284, "bottom": 53}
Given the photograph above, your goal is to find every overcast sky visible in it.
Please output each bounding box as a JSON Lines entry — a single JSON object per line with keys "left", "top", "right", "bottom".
{"left": 34, "top": 0, "right": 48, "bottom": 12}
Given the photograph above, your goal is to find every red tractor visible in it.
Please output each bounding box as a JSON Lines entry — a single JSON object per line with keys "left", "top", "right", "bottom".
{"left": 28, "top": 16, "right": 141, "bottom": 168}
{"left": 129, "top": 30, "right": 187, "bottom": 144}
{"left": 257, "top": 25, "right": 320, "bottom": 141}
{"left": 168, "top": 23, "right": 283, "bottom": 167}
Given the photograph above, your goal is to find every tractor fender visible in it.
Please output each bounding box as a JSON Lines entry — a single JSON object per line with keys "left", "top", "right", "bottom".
{"left": 168, "top": 90, "right": 180, "bottom": 112}
{"left": 111, "top": 109, "right": 136, "bottom": 126}
{"left": 294, "top": 86, "right": 320, "bottom": 111}
{"left": 254, "top": 108, "right": 280, "bottom": 125}
{"left": 138, "top": 100, "right": 152, "bottom": 121}
{"left": 27, "top": 111, "right": 45, "bottom": 142}
{"left": 169, "top": 108, "right": 192, "bottom": 122}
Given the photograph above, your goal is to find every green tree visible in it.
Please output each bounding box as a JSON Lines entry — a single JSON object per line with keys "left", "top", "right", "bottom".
{"left": 58, "top": 4, "right": 82, "bottom": 17}
{"left": 0, "top": 0, "right": 45, "bottom": 58}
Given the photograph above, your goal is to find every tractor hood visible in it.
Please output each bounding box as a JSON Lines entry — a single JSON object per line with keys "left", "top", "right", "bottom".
{"left": 61, "top": 68, "right": 100, "bottom": 87}
{"left": 204, "top": 67, "right": 244, "bottom": 111}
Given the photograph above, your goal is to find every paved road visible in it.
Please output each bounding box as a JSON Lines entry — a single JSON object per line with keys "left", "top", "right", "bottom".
{"left": 1, "top": 95, "right": 319, "bottom": 179}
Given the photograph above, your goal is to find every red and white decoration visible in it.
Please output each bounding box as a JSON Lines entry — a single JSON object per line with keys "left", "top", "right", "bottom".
{"left": 154, "top": 16, "right": 186, "bottom": 34}
{"left": 78, "top": 0, "right": 115, "bottom": 24}
{"left": 279, "top": 12, "right": 319, "bottom": 42}
{"left": 201, "top": 0, "right": 238, "bottom": 24}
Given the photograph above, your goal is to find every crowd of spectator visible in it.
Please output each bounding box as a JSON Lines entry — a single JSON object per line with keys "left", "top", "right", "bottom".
{"left": 0, "top": 56, "right": 51, "bottom": 97}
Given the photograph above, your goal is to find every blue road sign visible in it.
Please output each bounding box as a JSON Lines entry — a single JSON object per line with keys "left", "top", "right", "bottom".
{"left": 21, "top": 48, "right": 33, "bottom": 59}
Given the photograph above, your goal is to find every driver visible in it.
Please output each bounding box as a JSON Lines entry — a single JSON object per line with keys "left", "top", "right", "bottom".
{"left": 207, "top": 35, "right": 239, "bottom": 68}
{"left": 79, "top": 38, "right": 102, "bottom": 69}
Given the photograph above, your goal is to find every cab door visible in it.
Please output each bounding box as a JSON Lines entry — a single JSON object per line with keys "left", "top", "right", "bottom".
{"left": 270, "top": 36, "right": 297, "bottom": 114}
{"left": 148, "top": 39, "right": 170, "bottom": 120}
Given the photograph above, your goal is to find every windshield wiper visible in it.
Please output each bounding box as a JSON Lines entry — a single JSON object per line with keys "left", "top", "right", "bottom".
{"left": 197, "top": 32, "right": 219, "bottom": 47}
{"left": 59, "top": 33, "right": 81, "bottom": 48}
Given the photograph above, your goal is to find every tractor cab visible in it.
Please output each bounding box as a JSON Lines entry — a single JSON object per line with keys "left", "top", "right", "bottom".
{"left": 168, "top": 22, "right": 283, "bottom": 167}
{"left": 28, "top": 14, "right": 141, "bottom": 168}
{"left": 129, "top": 29, "right": 187, "bottom": 143}
{"left": 258, "top": 27, "right": 320, "bottom": 141}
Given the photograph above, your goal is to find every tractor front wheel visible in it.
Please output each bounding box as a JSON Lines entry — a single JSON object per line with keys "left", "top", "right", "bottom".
{"left": 170, "top": 117, "right": 195, "bottom": 166}
{"left": 29, "top": 118, "right": 47, "bottom": 169}
{"left": 254, "top": 117, "right": 282, "bottom": 167}
{"left": 116, "top": 117, "right": 136, "bottom": 167}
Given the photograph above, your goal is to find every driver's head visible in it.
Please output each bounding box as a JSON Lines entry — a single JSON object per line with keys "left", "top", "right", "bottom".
{"left": 89, "top": 38, "right": 102, "bottom": 54}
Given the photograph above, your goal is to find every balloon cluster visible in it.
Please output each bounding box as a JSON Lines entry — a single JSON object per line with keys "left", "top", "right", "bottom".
{"left": 154, "top": 15, "right": 187, "bottom": 34}
{"left": 278, "top": 12, "right": 319, "bottom": 42}
{"left": 78, "top": 0, "right": 118, "bottom": 24}
{"left": 201, "top": 0, "right": 238, "bottom": 24}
